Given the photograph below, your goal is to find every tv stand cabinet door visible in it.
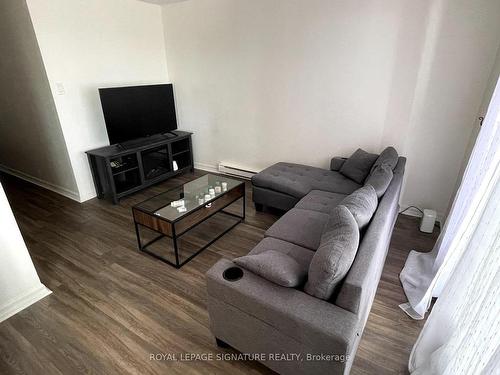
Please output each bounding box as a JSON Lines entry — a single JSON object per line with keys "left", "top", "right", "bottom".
{"left": 137, "top": 151, "right": 146, "bottom": 184}
{"left": 87, "top": 154, "right": 106, "bottom": 199}
{"left": 140, "top": 145, "right": 172, "bottom": 181}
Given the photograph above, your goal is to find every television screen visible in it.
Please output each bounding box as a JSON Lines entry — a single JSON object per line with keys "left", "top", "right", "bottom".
{"left": 99, "top": 84, "right": 177, "bottom": 145}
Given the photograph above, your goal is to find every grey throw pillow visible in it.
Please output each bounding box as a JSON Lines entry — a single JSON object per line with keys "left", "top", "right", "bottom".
{"left": 339, "top": 149, "right": 378, "bottom": 184}
{"left": 234, "top": 250, "right": 309, "bottom": 287}
{"left": 366, "top": 164, "right": 393, "bottom": 198}
{"left": 371, "top": 146, "right": 398, "bottom": 172}
{"left": 304, "top": 205, "right": 359, "bottom": 300}
{"left": 340, "top": 185, "right": 378, "bottom": 229}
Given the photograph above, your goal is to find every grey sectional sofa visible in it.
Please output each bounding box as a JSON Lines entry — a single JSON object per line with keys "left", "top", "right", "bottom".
{"left": 206, "top": 151, "right": 406, "bottom": 374}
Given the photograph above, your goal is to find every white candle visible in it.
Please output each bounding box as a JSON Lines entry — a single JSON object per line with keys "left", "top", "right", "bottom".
{"left": 170, "top": 199, "right": 185, "bottom": 207}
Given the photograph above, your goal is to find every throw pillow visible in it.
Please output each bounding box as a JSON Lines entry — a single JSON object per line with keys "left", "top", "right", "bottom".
{"left": 371, "top": 146, "right": 398, "bottom": 172}
{"left": 234, "top": 250, "right": 309, "bottom": 287}
{"left": 304, "top": 205, "right": 360, "bottom": 300}
{"left": 339, "top": 149, "right": 378, "bottom": 184}
{"left": 340, "top": 185, "right": 378, "bottom": 229}
{"left": 365, "top": 164, "right": 393, "bottom": 198}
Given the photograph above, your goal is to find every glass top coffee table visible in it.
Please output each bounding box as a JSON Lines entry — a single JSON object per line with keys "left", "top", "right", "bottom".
{"left": 132, "top": 174, "right": 245, "bottom": 268}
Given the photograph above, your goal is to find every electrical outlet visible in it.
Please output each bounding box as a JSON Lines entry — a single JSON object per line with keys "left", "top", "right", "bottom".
{"left": 55, "top": 82, "right": 66, "bottom": 95}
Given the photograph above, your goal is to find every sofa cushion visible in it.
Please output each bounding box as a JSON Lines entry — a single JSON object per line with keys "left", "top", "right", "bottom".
{"left": 330, "top": 157, "right": 347, "bottom": 171}
{"left": 339, "top": 149, "right": 378, "bottom": 184}
{"left": 248, "top": 237, "right": 314, "bottom": 269}
{"left": 311, "top": 173, "right": 362, "bottom": 195}
{"left": 251, "top": 163, "right": 311, "bottom": 198}
{"left": 265, "top": 208, "right": 330, "bottom": 250}
{"left": 234, "top": 250, "right": 309, "bottom": 287}
{"left": 252, "top": 162, "right": 361, "bottom": 198}
{"left": 305, "top": 206, "right": 360, "bottom": 300}
{"left": 365, "top": 164, "right": 393, "bottom": 198}
{"left": 340, "top": 185, "right": 378, "bottom": 229}
{"left": 371, "top": 146, "right": 398, "bottom": 172}
{"left": 295, "top": 190, "right": 347, "bottom": 214}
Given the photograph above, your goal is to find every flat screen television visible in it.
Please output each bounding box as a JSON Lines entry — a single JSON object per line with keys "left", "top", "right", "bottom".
{"left": 99, "top": 84, "right": 177, "bottom": 145}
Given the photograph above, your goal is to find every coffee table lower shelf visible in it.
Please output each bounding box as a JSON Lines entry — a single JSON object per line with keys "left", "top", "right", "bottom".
{"left": 132, "top": 185, "right": 245, "bottom": 268}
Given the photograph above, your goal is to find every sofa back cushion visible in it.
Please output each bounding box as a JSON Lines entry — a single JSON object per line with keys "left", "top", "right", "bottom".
{"left": 234, "top": 250, "right": 309, "bottom": 287}
{"left": 304, "top": 205, "right": 359, "bottom": 300}
{"left": 340, "top": 185, "right": 378, "bottom": 229}
{"left": 335, "top": 157, "right": 405, "bottom": 317}
{"left": 339, "top": 149, "right": 378, "bottom": 184}
{"left": 371, "top": 146, "right": 398, "bottom": 172}
{"left": 365, "top": 164, "right": 394, "bottom": 198}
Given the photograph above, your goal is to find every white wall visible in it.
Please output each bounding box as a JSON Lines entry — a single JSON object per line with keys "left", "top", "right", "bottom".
{"left": 0, "top": 0, "right": 78, "bottom": 200}
{"left": 401, "top": 0, "right": 500, "bottom": 218}
{"left": 26, "top": 0, "right": 170, "bottom": 201}
{"left": 162, "top": 0, "right": 500, "bottom": 219}
{"left": 162, "top": 0, "right": 424, "bottom": 170}
{"left": 0, "top": 183, "right": 51, "bottom": 322}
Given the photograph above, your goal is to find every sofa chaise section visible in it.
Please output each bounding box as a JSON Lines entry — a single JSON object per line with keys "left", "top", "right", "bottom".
{"left": 251, "top": 162, "right": 361, "bottom": 211}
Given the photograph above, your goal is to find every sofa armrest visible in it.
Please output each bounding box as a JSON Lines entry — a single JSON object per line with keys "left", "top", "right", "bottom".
{"left": 206, "top": 258, "right": 359, "bottom": 355}
{"left": 330, "top": 157, "right": 347, "bottom": 171}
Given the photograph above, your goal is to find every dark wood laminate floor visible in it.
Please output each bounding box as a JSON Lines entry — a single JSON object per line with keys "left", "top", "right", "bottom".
{"left": 0, "top": 171, "right": 439, "bottom": 375}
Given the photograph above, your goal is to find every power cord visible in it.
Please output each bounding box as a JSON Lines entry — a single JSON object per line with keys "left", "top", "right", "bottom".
{"left": 399, "top": 206, "right": 424, "bottom": 215}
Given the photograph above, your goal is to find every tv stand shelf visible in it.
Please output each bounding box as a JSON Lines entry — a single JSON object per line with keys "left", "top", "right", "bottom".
{"left": 86, "top": 130, "right": 193, "bottom": 204}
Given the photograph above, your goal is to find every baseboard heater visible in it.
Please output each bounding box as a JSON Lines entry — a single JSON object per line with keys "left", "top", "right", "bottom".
{"left": 218, "top": 162, "right": 257, "bottom": 180}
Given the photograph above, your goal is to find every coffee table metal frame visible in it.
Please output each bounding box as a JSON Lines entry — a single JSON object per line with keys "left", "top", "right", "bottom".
{"left": 132, "top": 181, "right": 245, "bottom": 268}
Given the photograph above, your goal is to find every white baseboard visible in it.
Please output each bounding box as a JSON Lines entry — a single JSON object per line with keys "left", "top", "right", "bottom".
{"left": 0, "top": 164, "right": 80, "bottom": 202}
{"left": 0, "top": 284, "right": 52, "bottom": 323}
{"left": 194, "top": 162, "right": 218, "bottom": 173}
{"left": 78, "top": 190, "right": 97, "bottom": 203}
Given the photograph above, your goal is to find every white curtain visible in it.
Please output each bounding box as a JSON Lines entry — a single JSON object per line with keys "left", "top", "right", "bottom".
{"left": 409, "top": 165, "right": 500, "bottom": 374}
{"left": 400, "top": 76, "right": 500, "bottom": 374}
{"left": 399, "top": 75, "right": 500, "bottom": 320}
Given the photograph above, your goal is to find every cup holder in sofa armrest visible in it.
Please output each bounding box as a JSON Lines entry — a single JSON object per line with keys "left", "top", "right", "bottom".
{"left": 223, "top": 267, "right": 244, "bottom": 282}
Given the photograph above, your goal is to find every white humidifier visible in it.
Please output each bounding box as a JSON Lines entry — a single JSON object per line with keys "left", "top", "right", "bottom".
{"left": 420, "top": 209, "right": 437, "bottom": 233}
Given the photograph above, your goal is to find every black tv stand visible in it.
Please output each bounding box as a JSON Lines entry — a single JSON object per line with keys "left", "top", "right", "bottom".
{"left": 162, "top": 131, "right": 177, "bottom": 139}
{"left": 86, "top": 130, "right": 193, "bottom": 204}
{"left": 117, "top": 132, "right": 177, "bottom": 150}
